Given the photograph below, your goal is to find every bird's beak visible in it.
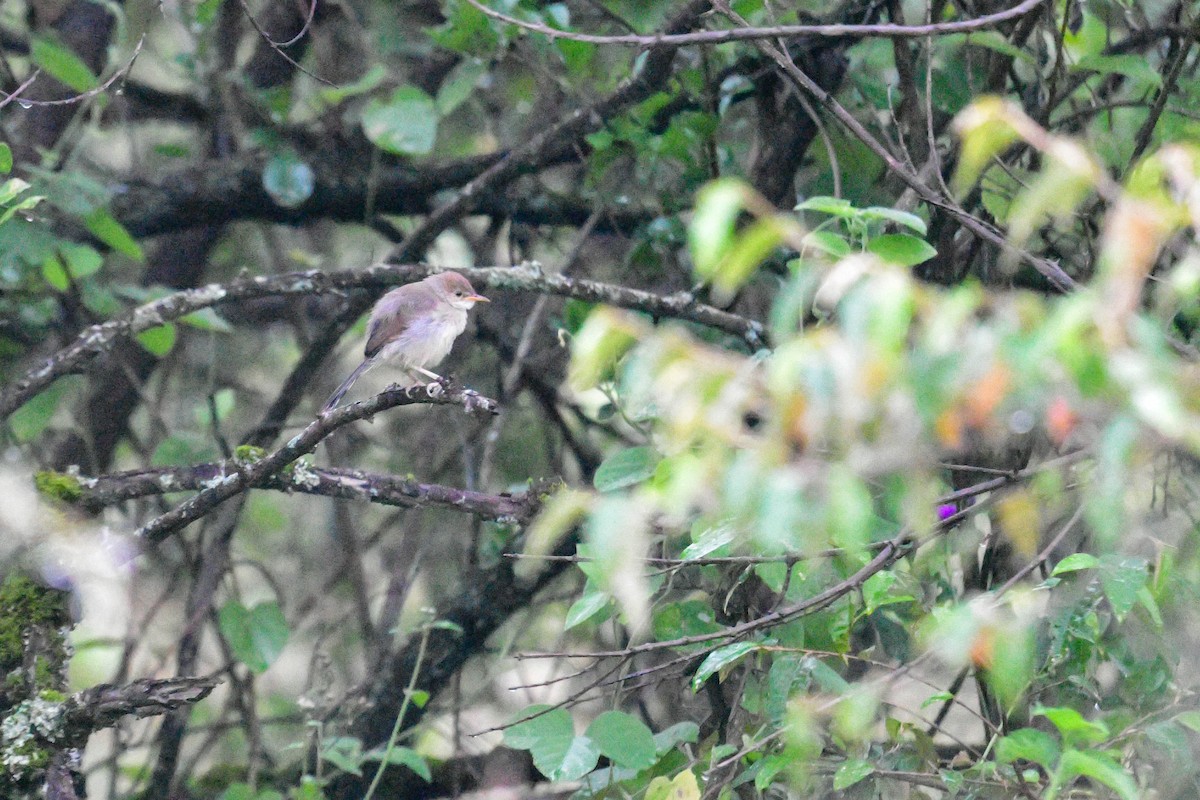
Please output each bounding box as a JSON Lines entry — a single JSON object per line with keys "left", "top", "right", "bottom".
{"left": 466, "top": 294, "right": 490, "bottom": 303}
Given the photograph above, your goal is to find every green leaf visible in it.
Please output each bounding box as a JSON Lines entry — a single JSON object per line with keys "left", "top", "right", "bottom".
{"left": 504, "top": 706, "right": 564, "bottom": 749}
{"left": 316, "top": 64, "right": 387, "bottom": 106}
{"left": 503, "top": 707, "right": 601, "bottom": 780}
{"left": 1051, "top": 553, "right": 1099, "bottom": 576}
{"left": 320, "top": 737, "right": 363, "bottom": 776}
{"left": 218, "top": 600, "right": 290, "bottom": 673}
{"left": 712, "top": 217, "right": 786, "bottom": 297}
{"left": 691, "top": 642, "right": 759, "bottom": 691}
{"left": 262, "top": 151, "right": 315, "bottom": 208}
{"left": 1099, "top": 555, "right": 1147, "bottom": 620}
{"left": 564, "top": 587, "right": 610, "bottom": 630}
{"left": 1073, "top": 54, "right": 1163, "bottom": 87}
{"left": 362, "top": 87, "right": 439, "bottom": 156}
{"left": 1034, "top": 706, "right": 1109, "bottom": 748}
{"left": 795, "top": 196, "right": 856, "bottom": 218}
{"left": 860, "top": 206, "right": 927, "bottom": 235}
{"left": 594, "top": 446, "right": 661, "bottom": 492}
{"left": 996, "top": 728, "right": 1061, "bottom": 769}
{"left": 832, "top": 758, "right": 873, "bottom": 790}
{"left": 436, "top": 58, "right": 487, "bottom": 115}
{"left": 547, "top": 736, "right": 600, "bottom": 781}
{"left": 690, "top": 178, "right": 748, "bottom": 279}
{"left": 41, "top": 255, "right": 69, "bottom": 291}
{"left": 179, "top": 307, "right": 233, "bottom": 333}
{"left": 586, "top": 711, "right": 657, "bottom": 771}
{"left": 955, "top": 30, "right": 1036, "bottom": 63}
{"left": 136, "top": 323, "right": 177, "bottom": 357}
{"left": 31, "top": 35, "right": 98, "bottom": 92}
{"left": 363, "top": 746, "right": 431, "bottom": 781}
{"left": 866, "top": 234, "right": 937, "bottom": 267}
{"left": 0, "top": 143, "right": 11, "bottom": 174}
{"left": 1053, "top": 750, "right": 1138, "bottom": 800}
{"left": 801, "top": 230, "right": 852, "bottom": 257}
{"left": 85, "top": 208, "right": 144, "bottom": 261}
{"left": 680, "top": 521, "right": 739, "bottom": 560}
{"left": 652, "top": 721, "right": 699, "bottom": 754}
{"left": 8, "top": 379, "right": 72, "bottom": 442}
{"left": 1174, "top": 711, "right": 1200, "bottom": 733}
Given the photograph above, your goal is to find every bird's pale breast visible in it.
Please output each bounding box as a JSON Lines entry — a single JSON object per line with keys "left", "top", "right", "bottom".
{"left": 375, "top": 306, "right": 468, "bottom": 369}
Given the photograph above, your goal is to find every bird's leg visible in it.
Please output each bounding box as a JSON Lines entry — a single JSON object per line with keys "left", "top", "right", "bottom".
{"left": 408, "top": 365, "right": 446, "bottom": 383}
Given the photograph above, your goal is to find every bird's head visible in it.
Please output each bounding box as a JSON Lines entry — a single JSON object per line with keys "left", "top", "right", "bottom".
{"left": 429, "top": 271, "right": 490, "bottom": 310}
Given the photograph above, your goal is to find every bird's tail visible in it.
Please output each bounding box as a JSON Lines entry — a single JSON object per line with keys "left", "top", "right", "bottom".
{"left": 322, "top": 358, "right": 375, "bottom": 412}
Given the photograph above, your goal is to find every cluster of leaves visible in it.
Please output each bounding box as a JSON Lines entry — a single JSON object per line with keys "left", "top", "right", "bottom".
{"left": 514, "top": 100, "right": 1200, "bottom": 798}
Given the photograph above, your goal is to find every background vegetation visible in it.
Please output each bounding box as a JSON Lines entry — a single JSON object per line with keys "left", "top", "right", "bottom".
{"left": 2, "top": 0, "right": 1200, "bottom": 798}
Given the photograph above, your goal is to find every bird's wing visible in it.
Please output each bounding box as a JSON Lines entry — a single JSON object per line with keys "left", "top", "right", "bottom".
{"left": 363, "top": 283, "right": 438, "bottom": 358}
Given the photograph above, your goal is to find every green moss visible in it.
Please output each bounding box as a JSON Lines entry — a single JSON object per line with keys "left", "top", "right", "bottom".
{"left": 32, "top": 471, "right": 82, "bottom": 504}
{"left": 35, "top": 690, "right": 65, "bottom": 704}
{"left": 0, "top": 576, "right": 70, "bottom": 678}
{"left": 234, "top": 445, "right": 267, "bottom": 464}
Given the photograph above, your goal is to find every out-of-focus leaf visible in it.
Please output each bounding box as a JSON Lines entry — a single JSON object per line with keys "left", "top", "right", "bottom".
{"left": 951, "top": 97, "right": 1023, "bottom": 193}
{"left": 801, "top": 230, "right": 852, "bottom": 257}
{"left": 996, "top": 728, "right": 1061, "bottom": 768}
{"left": 690, "top": 178, "right": 748, "bottom": 280}
{"left": 691, "top": 642, "right": 759, "bottom": 690}
{"left": 362, "top": 87, "right": 439, "bottom": 156}
{"left": 832, "top": 758, "right": 873, "bottom": 790}
{"left": 519, "top": 489, "right": 593, "bottom": 580}
{"left": 795, "top": 196, "right": 855, "bottom": 218}
{"left": 136, "top": 323, "right": 177, "bottom": 356}
{"left": 0, "top": 143, "right": 11, "bottom": 174}
{"left": 1034, "top": 706, "right": 1109, "bottom": 748}
{"left": 9, "top": 379, "right": 73, "bottom": 442}
{"left": 180, "top": 307, "right": 233, "bottom": 333}
{"left": 320, "top": 737, "right": 363, "bottom": 776}
{"left": 568, "top": 308, "right": 644, "bottom": 391}
{"left": 1099, "top": 555, "right": 1148, "bottom": 621}
{"left": 31, "top": 35, "right": 97, "bottom": 92}
{"left": 263, "top": 151, "right": 315, "bottom": 208}
{"left": 860, "top": 206, "right": 928, "bottom": 235}
{"left": 653, "top": 721, "right": 699, "bottom": 754}
{"left": 436, "top": 58, "right": 487, "bottom": 115}
{"left": 586, "top": 711, "right": 657, "bottom": 770}
{"left": 594, "top": 446, "right": 661, "bottom": 492}
{"left": 85, "top": 208, "right": 144, "bottom": 261}
{"left": 363, "top": 746, "right": 431, "bottom": 781}
{"left": 866, "top": 234, "right": 936, "bottom": 267}
{"left": 564, "top": 586, "right": 610, "bottom": 630}
{"left": 504, "top": 705, "right": 599, "bottom": 781}
{"left": 1051, "top": 553, "right": 1099, "bottom": 576}
{"left": 1073, "top": 54, "right": 1163, "bottom": 87}
{"left": 1052, "top": 750, "right": 1138, "bottom": 800}
{"left": 218, "top": 600, "right": 290, "bottom": 673}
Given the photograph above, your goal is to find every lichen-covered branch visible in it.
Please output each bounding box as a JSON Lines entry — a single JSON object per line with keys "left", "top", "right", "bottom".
{"left": 55, "top": 460, "right": 543, "bottom": 523}
{"left": 135, "top": 380, "right": 500, "bottom": 543}
{"left": 64, "top": 676, "right": 219, "bottom": 733}
{"left": 0, "top": 263, "right": 761, "bottom": 421}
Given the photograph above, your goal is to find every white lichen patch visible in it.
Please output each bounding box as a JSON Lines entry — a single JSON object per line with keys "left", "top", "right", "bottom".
{"left": 1, "top": 696, "right": 66, "bottom": 779}
{"left": 290, "top": 460, "right": 321, "bottom": 489}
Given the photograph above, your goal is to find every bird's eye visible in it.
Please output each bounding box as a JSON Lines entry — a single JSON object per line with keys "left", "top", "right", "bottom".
{"left": 455, "top": 291, "right": 463, "bottom": 297}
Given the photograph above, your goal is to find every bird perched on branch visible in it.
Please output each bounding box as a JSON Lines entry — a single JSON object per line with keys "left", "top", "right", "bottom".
{"left": 323, "top": 271, "right": 489, "bottom": 411}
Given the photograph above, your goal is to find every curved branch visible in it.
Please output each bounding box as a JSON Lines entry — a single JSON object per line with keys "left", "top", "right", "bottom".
{"left": 0, "top": 263, "right": 762, "bottom": 421}
{"left": 466, "top": 0, "right": 1043, "bottom": 46}
{"left": 135, "top": 380, "right": 500, "bottom": 543}
{"left": 71, "top": 461, "right": 542, "bottom": 522}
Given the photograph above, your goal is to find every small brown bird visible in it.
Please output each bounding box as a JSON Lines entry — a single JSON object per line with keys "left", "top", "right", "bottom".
{"left": 323, "top": 272, "right": 489, "bottom": 411}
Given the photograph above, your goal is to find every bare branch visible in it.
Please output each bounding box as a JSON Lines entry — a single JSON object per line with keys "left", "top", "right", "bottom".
{"left": 0, "top": 263, "right": 761, "bottom": 421}
{"left": 134, "top": 380, "right": 499, "bottom": 543}
{"left": 72, "top": 462, "right": 543, "bottom": 523}
{"left": 466, "top": 0, "right": 1043, "bottom": 46}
